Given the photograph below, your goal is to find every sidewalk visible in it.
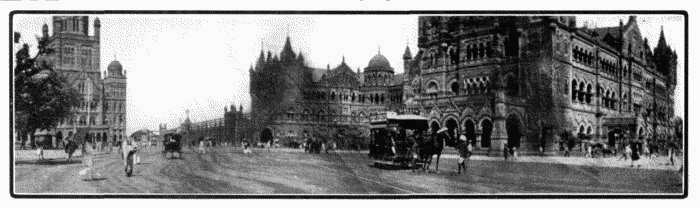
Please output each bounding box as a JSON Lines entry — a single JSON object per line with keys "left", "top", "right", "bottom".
{"left": 13, "top": 148, "right": 117, "bottom": 162}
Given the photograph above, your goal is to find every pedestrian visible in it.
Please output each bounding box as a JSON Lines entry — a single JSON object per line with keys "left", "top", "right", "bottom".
{"left": 643, "top": 139, "right": 650, "bottom": 158}
{"left": 198, "top": 138, "right": 207, "bottom": 154}
{"left": 668, "top": 141, "right": 677, "bottom": 166}
{"left": 503, "top": 142, "right": 509, "bottom": 161}
{"left": 36, "top": 138, "right": 45, "bottom": 161}
{"left": 512, "top": 146, "right": 518, "bottom": 160}
{"left": 631, "top": 140, "right": 640, "bottom": 168}
{"left": 567, "top": 138, "right": 576, "bottom": 157}
{"left": 79, "top": 140, "right": 95, "bottom": 180}
{"left": 585, "top": 143, "right": 593, "bottom": 158}
{"left": 242, "top": 139, "right": 252, "bottom": 156}
{"left": 456, "top": 135, "right": 470, "bottom": 174}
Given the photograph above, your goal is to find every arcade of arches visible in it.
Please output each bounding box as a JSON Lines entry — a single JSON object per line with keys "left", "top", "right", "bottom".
{"left": 426, "top": 116, "right": 512, "bottom": 149}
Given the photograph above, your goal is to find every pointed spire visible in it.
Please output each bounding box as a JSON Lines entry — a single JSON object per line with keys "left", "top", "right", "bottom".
{"left": 403, "top": 45, "right": 412, "bottom": 59}
{"left": 281, "top": 35, "right": 295, "bottom": 62}
{"left": 342, "top": 55, "right": 345, "bottom": 63}
{"left": 378, "top": 45, "right": 381, "bottom": 54}
{"left": 256, "top": 49, "right": 265, "bottom": 69}
{"left": 657, "top": 26, "right": 668, "bottom": 49}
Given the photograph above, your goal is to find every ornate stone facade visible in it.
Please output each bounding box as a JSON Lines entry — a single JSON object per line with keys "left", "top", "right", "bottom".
{"left": 403, "top": 16, "right": 678, "bottom": 152}
{"left": 249, "top": 37, "right": 405, "bottom": 146}
{"left": 38, "top": 16, "right": 128, "bottom": 145}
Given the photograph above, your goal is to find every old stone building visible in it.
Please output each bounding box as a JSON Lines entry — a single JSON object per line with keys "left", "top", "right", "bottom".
{"left": 172, "top": 105, "right": 250, "bottom": 146}
{"left": 403, "top": 16, "right": 678, "bottom": 152}
{"left": 249, "top": 37, "right": 405, "bottom": 146}
{"left": 36, "top": 16, "right": 128, "bottom": 145}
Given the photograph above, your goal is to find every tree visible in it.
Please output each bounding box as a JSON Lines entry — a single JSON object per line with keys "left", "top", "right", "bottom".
{"left": 14, "top": 33, "right": 80, "bottom": 149}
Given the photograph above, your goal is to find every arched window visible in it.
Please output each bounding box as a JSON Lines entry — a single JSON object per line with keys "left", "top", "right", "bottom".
{"left": 352, "top": 92, "right": 356, "bottom": 102}
{"left": 578, "top": 82, "right": 585, "bottom": 102}
{"left": 610, "top": 91, "right": 616, "bottom": 110}
{"left": 427, "top": 81, "right": 439, "bottom": 98}
{"left": 450, "top": 82, "right": 459, "bottom": 95}
{"left": 89, "top": 116, "right": 96, "bottom": 125}
{"left": 479, "top": 42, "right": 485, "bottom": 58}
{"left": 586, "top": 126, "right": 592, "bottom": 135}
{"left": 571, "top": 79, "right": 578, "bottom": 101}
{"left": 331, "top": 91, "right": 336, "bottom": 100}
{"left": 381, "top": 94, "right": 386, "bottom": 103}
{"left": 585, "top": 84, "right": 592, "bottom": 104}
{"left": 604, "top": 90, "right": 610, "bottom": 108}
{"left": 466, "top": 45, "right": 472, "bottom": 60}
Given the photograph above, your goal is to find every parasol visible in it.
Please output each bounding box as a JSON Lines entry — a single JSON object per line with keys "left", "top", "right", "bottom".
{"left": 436, "top": 127, "right": 449, "bottom": 134}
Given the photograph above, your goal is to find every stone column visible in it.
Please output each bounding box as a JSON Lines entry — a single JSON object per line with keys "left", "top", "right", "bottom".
{"left": 491, "top": 87, "right": 508, "bottom": 150}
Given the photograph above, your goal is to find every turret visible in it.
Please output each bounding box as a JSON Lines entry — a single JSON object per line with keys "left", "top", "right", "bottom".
{"left": 403, "top": 45, "right": 412, "bottom": 75}
{"left": 94, "top": 17, "right": 101, "bottom": 40}
{"left": 42, "top": 24, "right": 49, "bottom": 38}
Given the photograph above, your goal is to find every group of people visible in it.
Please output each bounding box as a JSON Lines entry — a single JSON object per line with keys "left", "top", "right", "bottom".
{"left": 304, "top": 137, "right": 334, "bottom": 154}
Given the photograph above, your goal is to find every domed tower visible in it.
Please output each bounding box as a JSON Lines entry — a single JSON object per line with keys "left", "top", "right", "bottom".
{"left": 364, "top": 49, "right": 395, "bottom": 86}
{"left": 104, "top": 59, "right": 128, "bottom": 140}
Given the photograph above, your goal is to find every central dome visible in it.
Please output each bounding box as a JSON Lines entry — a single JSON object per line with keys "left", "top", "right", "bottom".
{"left": 366, "top": 53, "right": 393, "bottom": 72}
{"left": 107, "top": 60, "right": 123, "bottom": 72}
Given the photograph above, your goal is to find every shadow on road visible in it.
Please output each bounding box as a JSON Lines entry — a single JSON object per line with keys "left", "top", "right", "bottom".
{"left": 15, "top": 159, "right": 82, "bottom": 166}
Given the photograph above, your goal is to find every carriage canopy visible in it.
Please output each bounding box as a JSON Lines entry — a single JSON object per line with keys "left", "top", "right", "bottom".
{"left": 370, "top": 111, "right": 429, "bottom": 131}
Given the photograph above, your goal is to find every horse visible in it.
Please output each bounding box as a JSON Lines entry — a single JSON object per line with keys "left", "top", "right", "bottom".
{"left": 418, "top": 132, "right": 450, "bottom": 172}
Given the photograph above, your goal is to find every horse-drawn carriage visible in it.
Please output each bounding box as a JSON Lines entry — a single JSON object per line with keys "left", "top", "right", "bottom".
{"left": 162, "top": 133, "right": 182, "bottom": 159}
{"left": 369, "top": 112, "right": 429, "bottom": 169}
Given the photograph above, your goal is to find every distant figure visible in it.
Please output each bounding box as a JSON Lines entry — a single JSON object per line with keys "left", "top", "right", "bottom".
{"left": 36, "top": 138, "right": 45, "bottom": 161}
{"left": 503, "top": 142, "right": 509, "bottom": 161}
{"left": 643, "top": 139, "right": 650, "bottom": 158}
{"left": 80, "top": 141, "right": 97, "bottom": 180}
{"left": 668, "top": 141, "right": 677, "bottom": 166}
{"left": 64, "top": 138, "right": 79, "bottom": 162}
{"left": 585, "top": 143, "right": 593, "bottom": 158}
{"left": 631, "top": 141, "right": 640, "bottom": 168}
{"left": 456, "top": 135, "right": 470, "bottom": 174}
{"left": 242, "top": 139, "right": 251, "bottom": 156}
{"left": 198, "top": 138, "right": 207, "bottom": 154}
{"left": 511, "top": 146, "right": 518, "bottom": 160}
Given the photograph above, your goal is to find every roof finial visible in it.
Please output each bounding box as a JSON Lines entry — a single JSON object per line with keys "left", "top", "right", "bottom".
{"left": 378, "top": 45, "right": 381, "bottom": 54}
{"left": 342, "top": 54, "right": 345, "bottom": 63}
{"left": 286, "top": 22, "right": 290, "bottom": 37}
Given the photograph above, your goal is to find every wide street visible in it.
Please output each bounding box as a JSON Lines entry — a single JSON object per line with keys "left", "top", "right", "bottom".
{"left": 13, "top": 146, "right": 683, "bottom": 194}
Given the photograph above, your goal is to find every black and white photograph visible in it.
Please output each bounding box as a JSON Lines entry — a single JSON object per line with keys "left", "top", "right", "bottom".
{"left": 6, "top": 7, "right": 688, "bottom": 199}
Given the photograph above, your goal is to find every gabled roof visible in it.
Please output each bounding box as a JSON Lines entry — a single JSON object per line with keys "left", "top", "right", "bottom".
{"left": 312, "top": 67, "right": 328, "bottom": 82}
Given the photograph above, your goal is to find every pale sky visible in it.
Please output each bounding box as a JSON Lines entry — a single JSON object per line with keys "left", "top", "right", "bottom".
{"left": 12, "top": 14, "right": 685, "bottom": 135}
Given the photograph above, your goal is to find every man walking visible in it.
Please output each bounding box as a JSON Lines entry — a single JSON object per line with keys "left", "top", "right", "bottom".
{"left": 456, "top": 135, "right": 471, "bottom": 174}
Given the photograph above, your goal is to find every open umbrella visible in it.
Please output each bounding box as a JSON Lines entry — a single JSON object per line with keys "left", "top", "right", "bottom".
{"left": 436, "top": 127, "right": 449, "bottom": 134}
